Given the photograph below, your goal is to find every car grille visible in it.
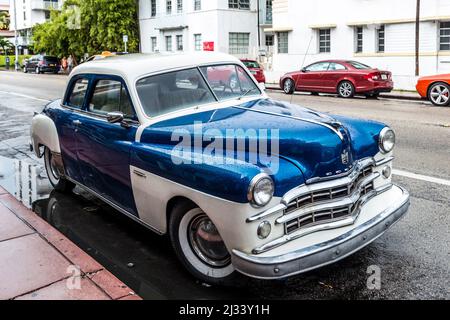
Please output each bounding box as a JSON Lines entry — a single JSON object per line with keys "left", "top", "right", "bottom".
{"left": 283, "top": 165, "right": 375, "bottom": 235}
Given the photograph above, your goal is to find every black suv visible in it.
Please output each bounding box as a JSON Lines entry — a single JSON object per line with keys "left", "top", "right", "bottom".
{"left": 23, "top": 55, "right": 60, "bottom": 74}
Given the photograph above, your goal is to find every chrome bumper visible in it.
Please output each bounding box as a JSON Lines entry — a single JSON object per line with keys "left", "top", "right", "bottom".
{"left": 231, "top": 185, "right": 410, "bottom": 280}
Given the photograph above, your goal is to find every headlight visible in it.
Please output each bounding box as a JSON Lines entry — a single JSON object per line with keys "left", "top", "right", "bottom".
{"left": 379, "top": 127, "right": 396, "bottom": 154}
{"left": 248, "top": 174, "right": 274, "bottom": 207}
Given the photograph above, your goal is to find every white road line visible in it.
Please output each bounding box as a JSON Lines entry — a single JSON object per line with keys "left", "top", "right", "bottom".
{"left": 0, "top": 90, "right": 50, "bottom": 103}
{"left": 393, "top": 169, "right": 450, "bottom": 187}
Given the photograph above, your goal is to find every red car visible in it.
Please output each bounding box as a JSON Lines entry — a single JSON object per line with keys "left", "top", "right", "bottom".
{"left": 280, "top": 60, "right": 393, "bottom": 98}
{"left": 241, "top": 59, "right": 266, "bottom": 83}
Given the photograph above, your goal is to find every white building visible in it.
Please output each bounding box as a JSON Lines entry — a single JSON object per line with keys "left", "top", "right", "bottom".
{"left": 268, "top": 0, "right": 450, "bottom": 90}
{"left": 9, "top": 0, "right": 63, "bottom": 53}
{"left": 139, "top": 0, "right": 274, "bottom": 60}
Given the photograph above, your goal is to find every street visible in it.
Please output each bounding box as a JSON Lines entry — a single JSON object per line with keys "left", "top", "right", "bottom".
{"left": 0, "top": 71, "right": 449, "bottom": 299}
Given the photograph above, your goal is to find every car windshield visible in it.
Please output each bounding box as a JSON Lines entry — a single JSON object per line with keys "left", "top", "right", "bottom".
{"left": 348, "top": 61, "right": 372, "bottom": 69}
{"left": 136, "top": 64, "right": 260, "bottom": 118}
{"left": 242, "top": 60, "right": 260, "bottom": 69}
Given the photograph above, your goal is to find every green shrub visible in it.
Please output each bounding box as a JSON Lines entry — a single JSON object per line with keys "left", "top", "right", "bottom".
{"left": 0, "top": 55, "right": 32, "bottom": 68}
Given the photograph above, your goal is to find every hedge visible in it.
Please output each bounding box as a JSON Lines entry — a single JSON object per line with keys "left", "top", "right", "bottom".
{"left": 0, "top": 55, "right": 32, "bottom": 68}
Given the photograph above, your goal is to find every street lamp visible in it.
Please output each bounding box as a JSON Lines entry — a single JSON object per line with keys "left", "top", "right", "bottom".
{"left": 13, "top": 0, "right": 19, "bottom": 71}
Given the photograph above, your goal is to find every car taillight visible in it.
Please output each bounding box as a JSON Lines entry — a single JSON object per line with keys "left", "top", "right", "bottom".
{"left": 366, "top": 72, "right": 380, "bottom": 80}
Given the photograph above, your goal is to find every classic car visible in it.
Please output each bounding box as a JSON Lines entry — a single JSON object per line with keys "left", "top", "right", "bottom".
{"left": 416, "top": 74, "right": 450, "bottom": 107}
{"left": 280, "top": 60, "right": 393, "bottom": 98}
{"left": 30, "top": 52, "right": 410, "bottom": 284}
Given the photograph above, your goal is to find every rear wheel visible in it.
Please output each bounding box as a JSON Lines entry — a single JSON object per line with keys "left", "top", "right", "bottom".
{"left": 428, "top": 82, "right": 450, "bottom": 107}
{"left": 44, "top": 147, "right": 75, "bottom": 193}
{"left": 169, "top": 201, "right": 237, "bottom": 285}
{"left": 35, "top": 66, "right": 41, "bottom": 74}
{"left": 338, "top": 81, "right": 355, "bottom": 98}
{"left": 283, "top": 79, "right": 295, "bottom": 94}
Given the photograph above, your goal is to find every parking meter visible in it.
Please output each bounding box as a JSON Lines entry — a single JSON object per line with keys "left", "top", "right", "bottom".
{"left": 5, "top": 56, "right": 10, "bottom": 70}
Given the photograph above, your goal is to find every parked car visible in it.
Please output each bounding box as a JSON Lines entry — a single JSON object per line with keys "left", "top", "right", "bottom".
{"left": 416, "top": 74, "right": 450, "bottom": 107}
{"left": 30, "top": 52, "right": 409, "bottom": 284}
{"left": 280, "top": 60, "right": 393, "bottom": 98}
{"left": 241, "top": 59, "right": 266, "bottom": 83}
{"left": 23, "top": 55, "right": 60, "bottom": 74}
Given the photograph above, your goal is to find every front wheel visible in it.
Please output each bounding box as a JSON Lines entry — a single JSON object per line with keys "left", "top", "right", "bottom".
{"left": 428, "top": 82, "right": 450, "bottom": 107}
{"left": 35, "top": 67, "right": 41, "bottom": 74}
{"left": 169, "top": 201, "right": 237, "bottom": 285}
{"left": 283, "top": 79, "right": 295, "bottom": 94}
{"left": 23, "top": 66, "right": 28, "bottom": 73}
{"left": 338, "top": 81, "right": 355, "bottom": 98}
{"left": 44, "top": 147, "right": 75, "bottom": 193}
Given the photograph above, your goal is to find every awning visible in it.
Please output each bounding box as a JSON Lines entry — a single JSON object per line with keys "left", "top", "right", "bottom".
{"left": 263, "top": 27, "right": 293, "bottom": 33}
{"left": 347, "top": 15, "right": 450, "bottom": 26}
{"left": 309, "top": 24, "right": 337, "bottom": 29}
{"left": 155, "top": 26, "right": 189, "bottom": 32}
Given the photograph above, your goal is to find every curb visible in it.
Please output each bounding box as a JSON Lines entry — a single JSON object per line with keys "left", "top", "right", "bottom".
{"left": 264, "top": 85, "right": 423, "bottom": 102}
{"left": 0, "top": 186, "right": 142, "bottom": 300}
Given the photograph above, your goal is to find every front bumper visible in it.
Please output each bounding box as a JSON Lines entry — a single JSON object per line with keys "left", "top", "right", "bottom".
{"left": 231, "top": 185, "right": 410, "bottom": 280}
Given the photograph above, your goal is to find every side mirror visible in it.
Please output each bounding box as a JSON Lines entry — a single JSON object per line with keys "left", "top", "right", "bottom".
{"left": 106, "top": 111, "right": 124, "bottom": 124}
{"left": 301, "top": 68, "right": 307, "bottom": 73}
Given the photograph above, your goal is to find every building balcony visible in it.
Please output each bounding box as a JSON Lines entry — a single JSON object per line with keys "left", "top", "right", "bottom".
{"left": 31, "top": 0, "right": 62, "bottom": 11}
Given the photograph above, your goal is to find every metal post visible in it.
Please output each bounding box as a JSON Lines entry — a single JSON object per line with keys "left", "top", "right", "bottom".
{"left": 415, "top": 0, "right": 420, "bottom": 76}
{"left": 257, "top": 0, "right": 261, "bottom": 49}
{"left": 13, "top": 0, "right": 19, "bottom": 71}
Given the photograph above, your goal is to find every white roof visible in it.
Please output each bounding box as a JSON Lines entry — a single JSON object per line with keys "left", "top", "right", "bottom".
{"left": 71, "top": 52, "right": 242, "bottom": 83}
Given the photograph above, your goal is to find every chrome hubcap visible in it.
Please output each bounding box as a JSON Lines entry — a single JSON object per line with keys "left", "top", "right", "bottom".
{"left": 284, "top": 80, "right": 292, "bottom": 92}
{"left": 430, "top": 85, "right": 449, "bottom": 105}
{"left": 188, "top": 214, "right": 230, "bottom": 268}
{"left": 340, "top": 82, "right": 353, "bottom": 97}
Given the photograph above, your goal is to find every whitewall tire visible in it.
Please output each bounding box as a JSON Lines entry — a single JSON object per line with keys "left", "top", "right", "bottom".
{"left": 44, "top": 147, "right": 75, "bottom": 193}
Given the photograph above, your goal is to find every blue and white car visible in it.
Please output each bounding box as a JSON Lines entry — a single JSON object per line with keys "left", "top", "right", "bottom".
{"left": 30, "top": 52, "right": 410, "bottom": 284}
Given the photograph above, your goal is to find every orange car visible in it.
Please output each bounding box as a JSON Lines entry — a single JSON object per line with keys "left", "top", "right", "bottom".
{"left": 416, "top": 74, "right": 450, "bottom": 106}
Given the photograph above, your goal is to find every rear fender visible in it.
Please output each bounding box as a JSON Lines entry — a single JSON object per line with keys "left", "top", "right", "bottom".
{"left": 30, "top": 114, "right": 60, "bottom": 158}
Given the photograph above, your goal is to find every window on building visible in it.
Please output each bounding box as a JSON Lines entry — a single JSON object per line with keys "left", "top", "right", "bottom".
{"left": 377, "top": 25, "right": 385, "bottom": 52}
{"left": 166, "top": 0, "right": 172, "bottom": 14}
{"left": 277, "top": 32, "right": 288, "bottom": 54}
{"left": 176, "top": 35, "right": 183, "bottom": 51}
{"left": 318, "top": 29, "right": 331, "bottom": 53}
{"left": 166, "top": 35, "right": 172, "bottom": 51}
{"left": 265, "top": 34, "right": 274, "bottom": 47}
{"left": 355, "top": 26, "right": 363, "bottom": 53}
{"left": 151, "top": 37, "right": 157, "bottom": 52}
{"left": 229, "top": 0, "right": 250, "bottom": 10}
{"left": 23, "top": 10, "right": 26, "bottom": 21}
{"left": 229, "top": 32, "right": 250, "bottom": 54}
{"left": 194, "top": 0, "right": 201, "bottom": 11}
{"left": 177, "top": 0, "right": 183, "bottom": 13}
{"left": 151, "top": 0, "right": 157, "bottom": 17}
{"left": 440, "top": 21, "right": 450, "bottom": 51}
{"left": 266, "top": 0, "right": 272, "bottom": 23}
{"left": 194, "top": 34, "right": 202, "bottom": 51}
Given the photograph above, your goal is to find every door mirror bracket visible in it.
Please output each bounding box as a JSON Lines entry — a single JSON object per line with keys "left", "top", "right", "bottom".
{"left": 106, "top": 111, "right": 124, "bottom": 124}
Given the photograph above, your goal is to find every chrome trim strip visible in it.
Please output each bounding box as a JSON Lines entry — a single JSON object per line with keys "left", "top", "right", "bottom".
{"left": 252, "top": 184, "right": 391, "bottom": 254}
{"left": 375, "top": 156, "right": 395, "bottom": 167}
{"left": 133, "top": 169, "right": 147, "bottom": 178}
{"left": 246, "top": 203, "right": 287, "bottom": 223}
{"left": 232, "top": 105, "right": 345, "bottom": 141}
{"left": 64, "top": 176, "right": 164, "bottom": 235}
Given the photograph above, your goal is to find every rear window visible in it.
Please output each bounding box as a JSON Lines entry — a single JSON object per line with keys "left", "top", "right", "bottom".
{"left": 348, "top": 61, "right": 371, "bottom": 69}
{"left": 67, "top": 78, "right": 89, "bottom": 109}
{"left": 44, "top": 56, "right": 58, "bottom": 63}
{"left": 242, "top": 60, "right": 260, "bottom": 69}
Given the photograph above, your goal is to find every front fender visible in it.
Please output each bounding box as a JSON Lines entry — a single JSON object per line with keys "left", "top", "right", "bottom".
{"left": 30, "top": 113, "right": 61, "bottom": 157}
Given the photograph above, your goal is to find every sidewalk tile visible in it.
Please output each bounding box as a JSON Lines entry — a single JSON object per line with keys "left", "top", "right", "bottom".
{"left": 0, "top": 193, "right": 103, "bottom": 273}
{"left": 0, "top": 203, "right": 34, "bottom": 242}
{"left": 15, "top": 277, "right": 111, "bottom": 300}
{"left": 88, "top": 269, "right": 134, "bottom": 300}
{"left": 0, "top": 233, "right": 71, "bottom": 300}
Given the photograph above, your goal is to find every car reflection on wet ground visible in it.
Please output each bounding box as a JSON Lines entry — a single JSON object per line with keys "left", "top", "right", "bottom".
{"left": 1, "top": 155, "right": 448, "bottom": 300}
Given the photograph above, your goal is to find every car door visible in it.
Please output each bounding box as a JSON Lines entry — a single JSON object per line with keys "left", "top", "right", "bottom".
{"left": 75, "top": 76, "right": 139, "bottom": 215}
{"left": 297, "top": 62, "right": 330, "bottom": 91}
{"left": 323, "top": 62, "right": 347, "bottom": 92}
{"left": 58, "top": 76, "right": 90, "bottom": 183}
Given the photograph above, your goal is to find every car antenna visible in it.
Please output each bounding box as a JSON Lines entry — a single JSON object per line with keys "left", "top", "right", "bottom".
{"left": 290, "top": 34, "right": 314, "bottom": 105}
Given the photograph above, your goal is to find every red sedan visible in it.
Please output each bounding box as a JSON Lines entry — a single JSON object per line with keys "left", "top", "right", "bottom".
{"left": 241, "top": 59, "right": 266, "bottom": 83}
{"left": 280, "top": 60, "right": 393, "bottom": 98}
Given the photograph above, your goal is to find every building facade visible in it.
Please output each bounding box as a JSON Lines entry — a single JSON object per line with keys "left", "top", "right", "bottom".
{"left": 0, "top": 0, "right": 14, "bottom": 38}
{"left": 268, "top": 0, "right": 450, "bottom": 90}
{"left": 9, "top": 0, "right": 63, "bottom": 53}
{"left": 139, "top": 0, "right": 274, "bottom": 60}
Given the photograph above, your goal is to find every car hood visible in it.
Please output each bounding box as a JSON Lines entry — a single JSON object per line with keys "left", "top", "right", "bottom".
{"left": 418, "top": 74, "right": 450, "bottom": 81}
{"left": 148, "top": 98, "right": 385, "bottom": 182}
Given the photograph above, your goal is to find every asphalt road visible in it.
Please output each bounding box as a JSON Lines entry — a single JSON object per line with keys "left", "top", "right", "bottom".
{"left": 0, "top": 71, "right": 448, "bottom": 299}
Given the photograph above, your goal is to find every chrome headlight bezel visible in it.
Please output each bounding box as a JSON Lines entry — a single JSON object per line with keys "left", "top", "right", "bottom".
{"left": 379, "top": 127, "right": 396, "bottom": 154}
{"left": 248, "top": 173, "right": 274, "bottom": 208}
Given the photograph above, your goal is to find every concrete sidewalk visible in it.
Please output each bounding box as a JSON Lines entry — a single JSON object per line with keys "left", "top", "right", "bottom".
{"left": 0, "top": 186, "right": 141, "bottom": 300}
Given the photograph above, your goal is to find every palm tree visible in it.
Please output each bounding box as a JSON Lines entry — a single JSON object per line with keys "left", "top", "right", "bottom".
{"left": 0, "top": 11, "right": 10, "bottom": 31}
{"left": 0, "top": 36, "right": 13, "bottom": 68}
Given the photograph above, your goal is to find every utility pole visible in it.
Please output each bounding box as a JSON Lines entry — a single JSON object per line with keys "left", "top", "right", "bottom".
{"left": 257, "top": 0, "right": 261, "bottom": 50}
{"left": 13, "top": 0, "right": 19, "bottom": 71}
{"left": 415, "top": 0, "right": 420, "bottom": 76}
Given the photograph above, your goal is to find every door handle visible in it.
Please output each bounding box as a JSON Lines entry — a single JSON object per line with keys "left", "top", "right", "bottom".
{"left": 73, "top": 120, "right": 82, "bottom": 125}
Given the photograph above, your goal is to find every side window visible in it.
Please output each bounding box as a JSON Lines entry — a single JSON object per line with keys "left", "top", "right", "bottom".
{"left": 89, "top": 79, "right": 135, "bottom": 119}
{"left": 67, "top": 78, "right": 89, "bottom": 109}
{"left": 305, "top": 62, "right": 330, "bottom": 72}
{"left": 328, "top": 63, "right": 346, "bottom": 71}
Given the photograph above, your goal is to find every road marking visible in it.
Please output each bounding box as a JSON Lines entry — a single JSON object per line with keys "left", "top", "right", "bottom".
{"left": 0, "top": 90, "right": 50, "bottom": 103}
{"left": 393, "top": 169, "right": 450, "bottom": 187}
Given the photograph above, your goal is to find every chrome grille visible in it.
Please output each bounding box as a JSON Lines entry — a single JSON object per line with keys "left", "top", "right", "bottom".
{"left": 283, "top": 165, "right": 375, "bottom": 235}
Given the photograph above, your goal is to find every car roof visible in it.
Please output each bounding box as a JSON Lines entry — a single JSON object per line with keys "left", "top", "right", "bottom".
{"left": 72, "top": 52, "right": 242, "bottom": 82}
